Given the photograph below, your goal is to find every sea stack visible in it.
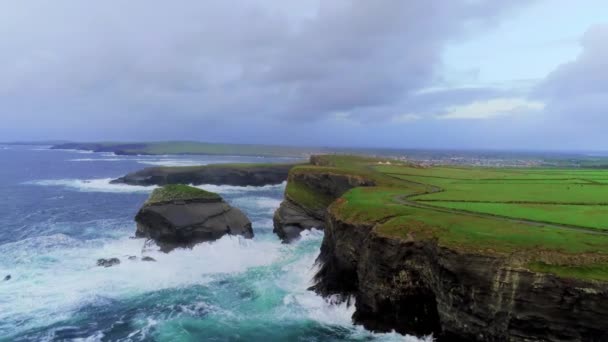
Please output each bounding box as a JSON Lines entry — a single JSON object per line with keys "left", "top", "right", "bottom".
{"left": 135, "top": 184, "right": 253, "bottom": 251}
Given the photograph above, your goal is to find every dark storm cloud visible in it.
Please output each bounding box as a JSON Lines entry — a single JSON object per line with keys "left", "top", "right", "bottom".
{"left": 0, "top": 0, "right": 532, "bottom": 141}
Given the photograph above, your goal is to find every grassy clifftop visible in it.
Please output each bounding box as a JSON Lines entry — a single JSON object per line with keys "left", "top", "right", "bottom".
{"left": 293, "top": 155, "right": 608, "bottom": 282}
{"left": 146, "top": 184, "right": 221, "bottom": 204}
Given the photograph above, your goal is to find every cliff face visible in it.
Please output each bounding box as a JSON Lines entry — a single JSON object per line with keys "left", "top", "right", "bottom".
{"left": 272, "top": 168, "right": 374, "bottom": 242}
{"left": 313, "top": 212, "right": 608, "bottom": 341}
{"left": 112, "top": 164, "right": 293, "bottom": 187}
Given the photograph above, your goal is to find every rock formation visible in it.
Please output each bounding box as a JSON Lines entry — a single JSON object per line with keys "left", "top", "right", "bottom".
{"left": 97, "top": 258, "right": 121, "bottom": 267}
{"left": 135, "top": 184, "right": 253, "bottom": 251}
{"left": 112, "top": 164, "right": 293, "bottom": 187}
{"left": 272, "top": 157, "right": 374, "bottom": 242}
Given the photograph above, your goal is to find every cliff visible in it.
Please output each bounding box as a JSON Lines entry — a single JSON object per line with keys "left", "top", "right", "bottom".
{"left": 313, "top": 211, "right": 608, "bottom": 341}
{"left": 112, "top": 164, "right": 294, "bottom": 186}
{"left": 135, "top": 184, "right": 253, "bottom": 251}
{"left": 272, "top": 158, "right": 375, "bottom": 242}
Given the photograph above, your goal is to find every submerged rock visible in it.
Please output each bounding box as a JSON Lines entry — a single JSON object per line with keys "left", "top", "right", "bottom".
{"left": 141, "top": 256, "right": 156, "bottom": 262}
{"left": 3, "top": 274, "right": 11, "bottom": 281}
{"left": 135, "top": 184, "right": 253, "bottom": 252}
{"left": 97, "top": 258, "right": 120, "bottom": 268}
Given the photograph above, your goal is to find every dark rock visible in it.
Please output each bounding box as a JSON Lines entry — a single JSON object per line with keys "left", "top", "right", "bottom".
{"left": 111, "top": 164, "right": 293, "bottom": 187}
{"left": 3, "top": 275, "right": 11, "bottom": 281}
{"left": 127, "top": 256, "right": 137, "bottom": 260}
{"left": 273, "top": 199, "right": 324, "bottom": 242}
{"left": 97, "top": 258, "right": 120, "bottom": 268}
{"left": 135, "top": 185, "right": 253, "bottom": 252}
{"left": 238, "top": 289, "right": 256, "bottom": 299}
{"left": 141, "top": 256, "right": 156, "bottom": 262}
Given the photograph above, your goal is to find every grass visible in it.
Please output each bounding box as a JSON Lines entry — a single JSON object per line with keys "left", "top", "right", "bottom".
{"left": 527, "top": 262, "right": 608, "bottom": 282}
{"left": 428, "top": 202, "right": 608, "bottom": 231}
{"left": 285, "top": 180, "right": 335, "bottom": 211}
{"left": 288, "top": 154, "right": 608, "bottom": 281}
{"left": 146, "top": 184, "right": 221, "bottom": 204}
{"left": 414, "top": 183, "right": 608, "bottom": 204}
{"left": 373, "top": 208, "right": 608, "bottom": 255}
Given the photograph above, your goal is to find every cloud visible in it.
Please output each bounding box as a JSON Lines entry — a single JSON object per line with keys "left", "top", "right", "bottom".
{"left": 535, "top": 24, "right": 608, "bottom": 124}
{"left": 436, "top": 98, "right": 545, "bottom": 120}
{"left": 0, "top": 0, "right": 531, "bottom": 141}
{"left": 392, "top": 114, "right": 422, "bottom": 123}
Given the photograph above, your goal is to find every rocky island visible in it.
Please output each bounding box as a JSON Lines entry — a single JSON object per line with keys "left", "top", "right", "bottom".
{"left": 274, "top": 155, "right": 608, "bottom": 341}
{"left": 112, "top": 163, "right": 294, "bottom": 187}
{"left": 135, "top": 184, "right": 253, "bottom": 251}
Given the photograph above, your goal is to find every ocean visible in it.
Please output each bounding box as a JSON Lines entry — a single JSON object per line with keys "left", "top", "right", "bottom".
{"left": 0, "top": 145, "right": 427, "bottom": 342}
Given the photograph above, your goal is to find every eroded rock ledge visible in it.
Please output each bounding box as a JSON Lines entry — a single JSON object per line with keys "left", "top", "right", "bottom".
{"left": 112, "top": 164, "right": 294, "bottom": 187}
{"left": 312, "top": 211, "right": 608, "bottom": 341}
{"left": 272, "top": 157, "right": 374, "bottom": 242}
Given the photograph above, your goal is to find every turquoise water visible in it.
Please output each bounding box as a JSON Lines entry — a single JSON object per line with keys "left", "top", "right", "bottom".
{"left": 0, "top": 146, "right": 427, "bottom": 341}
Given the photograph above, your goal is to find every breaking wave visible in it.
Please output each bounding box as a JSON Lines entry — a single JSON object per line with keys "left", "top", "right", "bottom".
{"left": 25, "top": 178, "right": 157, "bottom": 193}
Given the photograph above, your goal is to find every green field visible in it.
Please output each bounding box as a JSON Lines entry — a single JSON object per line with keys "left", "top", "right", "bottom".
{"left": 298, "top": 155, "right": 608, "bottom": 281}
{"left": 428, "top": 202, "right": 608, "bottom": 230}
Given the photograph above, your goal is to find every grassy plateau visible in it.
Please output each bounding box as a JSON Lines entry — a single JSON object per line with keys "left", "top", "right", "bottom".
{"left": 295, "top": 155, "right": 608, "bottom": 282}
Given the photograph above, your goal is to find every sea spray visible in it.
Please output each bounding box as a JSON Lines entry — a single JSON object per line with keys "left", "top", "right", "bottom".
{"left": 25, "top": 178, "right": 158, "bottom": 193}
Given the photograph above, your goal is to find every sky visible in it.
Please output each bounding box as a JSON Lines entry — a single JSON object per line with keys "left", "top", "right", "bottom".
{"left": 0, "top": 0, "right": 607, "bottom": 151}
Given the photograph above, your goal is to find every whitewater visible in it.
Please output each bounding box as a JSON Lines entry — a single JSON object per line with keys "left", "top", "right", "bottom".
{"left": 0, "top": 146, "right": 428, "bottom": 341}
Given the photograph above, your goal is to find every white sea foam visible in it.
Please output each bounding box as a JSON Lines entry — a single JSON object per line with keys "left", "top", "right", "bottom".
{"left": 0, "top": 234, "right": 282, "bottom": 336}
{"left": 232, "top": 196, "right": 283, "bottom": 215}
{"left": 26, "top": 178, "right": 286, "bottom": 195}
{"left": 274, "top": 232, "right": 430, "bottom": 342}
{"left": 137, "top": 159, "right": 214, "bottom": 167}
{"left": 69, "top": 158, "right": 124, "bottom": 162}
{"left": 194, "top": 181, "right": 286, "bottom": 195}
{"left": 26, "top": 178, "right": 157, "bottom": 193}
